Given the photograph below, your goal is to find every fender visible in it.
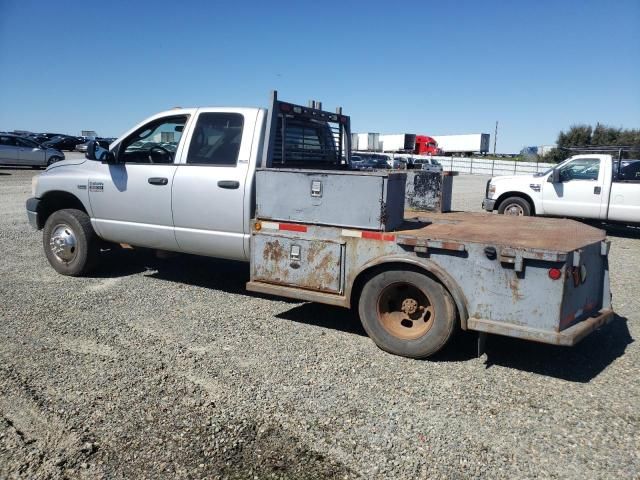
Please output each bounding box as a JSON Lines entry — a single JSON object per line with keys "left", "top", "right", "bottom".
{"left": 349, "top": 254, "right": 470, "bottom": 329}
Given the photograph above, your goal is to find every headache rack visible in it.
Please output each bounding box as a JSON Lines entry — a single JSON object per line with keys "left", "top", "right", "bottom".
{"left": 562, "top": 145, "right": 640, "bottom": 160}
{"left": 261, "top": 90, "right": 352, "bottom": 169}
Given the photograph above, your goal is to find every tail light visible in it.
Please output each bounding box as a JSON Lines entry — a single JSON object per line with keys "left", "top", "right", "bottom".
{"left": 548, "top": 268, "right": 562, "bottom": 280}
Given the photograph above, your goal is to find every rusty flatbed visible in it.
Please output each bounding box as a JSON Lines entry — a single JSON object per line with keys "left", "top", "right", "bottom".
{"left": 401, "top": 211, "right": 606, "bottom": 253}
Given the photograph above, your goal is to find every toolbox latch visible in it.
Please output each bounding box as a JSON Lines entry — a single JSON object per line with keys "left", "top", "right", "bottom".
{"left": 310, "top": 180, "right": 323, "bottom": 197}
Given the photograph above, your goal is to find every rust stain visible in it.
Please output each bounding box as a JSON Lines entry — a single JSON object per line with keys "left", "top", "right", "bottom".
{"left": 509, "top": 277, "right": 524, "bottom": 302}
{"left": 262, "top": 240, "right": 283, "bottom": 263}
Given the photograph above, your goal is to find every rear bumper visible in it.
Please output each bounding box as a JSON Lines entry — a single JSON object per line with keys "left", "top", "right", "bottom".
{"left": 26, "top": 197, "right": 41, "bottom": 229}
{"left": 482, "top": 198, "right": 496, "bottom": 211}
{"left": 467, "top": 308, "right": 615, "bottom": 346}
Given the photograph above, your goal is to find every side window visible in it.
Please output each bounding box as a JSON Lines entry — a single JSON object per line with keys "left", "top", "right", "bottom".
{"left": 16, "top": 138, "right": 37, "bottom": 148}
{"left": 617, "top": 160, "right": 640, "bottom": 182}
{"left": 0, "top": 136, "right": 16, "bottom": 146}
{"left": 186, "top": 113, "right": 243, "bottom": 166}
{"left": 559, "top": 158, "right": 600, "bottom": 181}
{"left": 119, "top": 115, "right": 187, "bottom": 164}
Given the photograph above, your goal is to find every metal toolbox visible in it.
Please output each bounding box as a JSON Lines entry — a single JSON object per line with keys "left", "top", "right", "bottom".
{"left": 404, "top": 171, "right": 456, "bottom": 212}
{"left": 252, "top": 235, "right": 345, "bottom": 294}
{"left": 255, "top": 168, "right": 407, "bottom": 231}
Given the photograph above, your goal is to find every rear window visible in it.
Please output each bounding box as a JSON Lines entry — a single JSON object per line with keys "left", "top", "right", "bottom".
{"left": 616, "top": 160, "right": 640, "bottom": 182}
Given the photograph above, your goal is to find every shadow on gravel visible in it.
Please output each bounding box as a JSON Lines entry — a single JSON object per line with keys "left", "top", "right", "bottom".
{"left": 275, "top": 303, "right": 367, "bottom": 337}
{"left": 88, "top": 249, "right": 632, "bottom": 382}
{"left": 479, "top": 314, "right": 632, "bottom": 382}
{"left": 89, "top": 248, "right": 301, "bottom": 303}
{"left": 604, "top": 225, "right": 640, "bottom": 239}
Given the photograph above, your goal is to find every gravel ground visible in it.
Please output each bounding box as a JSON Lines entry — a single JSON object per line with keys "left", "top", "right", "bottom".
{"left": 0, "top": 167, "right": 638, "bottom": 479}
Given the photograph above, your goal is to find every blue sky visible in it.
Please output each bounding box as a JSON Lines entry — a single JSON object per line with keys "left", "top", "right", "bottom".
{"left": 0, "top": 0, "right": 638, "bottom": 152}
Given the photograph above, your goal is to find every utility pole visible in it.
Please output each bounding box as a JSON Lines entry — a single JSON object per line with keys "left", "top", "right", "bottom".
{"left": 493, "top": 121, "right": 498, "bottom": 155}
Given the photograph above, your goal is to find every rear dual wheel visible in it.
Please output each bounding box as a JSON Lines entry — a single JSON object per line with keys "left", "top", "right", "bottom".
{"left": 358, "top": 270, "right": 456, "bottom": 358}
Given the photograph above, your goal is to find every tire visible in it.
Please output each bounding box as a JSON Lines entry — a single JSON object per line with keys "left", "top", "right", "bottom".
{"left": 498, "top": 196, "right": 531, "bottom": 216}
{"left": 47, "top": 156, "right": 62, "bottom": 167}
{"left": 43, "top": 209, "right": 99, "bottom": 276}
{"left": 358, "top": 270, "right": 457, "bottom": 358}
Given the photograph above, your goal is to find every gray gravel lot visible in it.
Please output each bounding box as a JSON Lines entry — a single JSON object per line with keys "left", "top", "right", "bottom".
{"left": 0, "top": 167, "right": 638, "bottom": 479}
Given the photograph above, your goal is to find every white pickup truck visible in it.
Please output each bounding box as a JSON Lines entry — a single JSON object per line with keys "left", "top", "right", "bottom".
{"left": 483, "top": 152, "right": 640, "bottom": 225}
{"left": 26, "top": 93, "right": 615, "bottom": 359}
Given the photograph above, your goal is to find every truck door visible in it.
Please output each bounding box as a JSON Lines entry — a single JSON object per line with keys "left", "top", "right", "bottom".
{"left": 171, "top": 109, "right": 257, "bottom": 261}
{"left": 542, "top": 157, "right": 605, "bottom": 219}
{"left": 608, "top": 160, "right": 640, "bottom": 223}
{"left": 88, "top": 114, "right": 190, "bottom": 250}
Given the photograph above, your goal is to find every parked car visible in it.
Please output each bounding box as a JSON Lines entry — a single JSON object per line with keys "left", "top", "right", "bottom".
{"left": 351, "top": 154, "right": 392, "bottom": 170}
{"left": 412, "top": 156, "right": 443, "bottom": 173}
{"left": 41, "top": 135, "right": 84, "bottom": 151}
{"left": 0, "top": 133, "right": 64, "bottom": 168}
{"left": 26, "top": 133, "right": 50, "bottom": 145}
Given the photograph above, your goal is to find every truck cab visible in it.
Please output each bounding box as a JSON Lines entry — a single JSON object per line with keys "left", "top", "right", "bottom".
{"left": 483, "top": 152, "right": 640, "bottom": 225}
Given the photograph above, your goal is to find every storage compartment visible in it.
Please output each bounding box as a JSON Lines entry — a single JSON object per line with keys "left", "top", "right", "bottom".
{"left": 404, "top": 171, "right": 455, "bottom": 212}
{"left": 256, "top": 168, "right": 407, "bottom": 231}
{"left": 251, "top": 235, "right": 344, "bottom": 294}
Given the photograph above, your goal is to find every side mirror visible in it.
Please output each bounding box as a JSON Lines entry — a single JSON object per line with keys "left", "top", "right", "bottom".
{"left": 85, "top": 140, "right": 98, "bottom": 160}
{"left": 549, "top": 169, "right": 560, "bottom": 183}
{"left": 86, "top": 140, "right": 116, "bottom": 163}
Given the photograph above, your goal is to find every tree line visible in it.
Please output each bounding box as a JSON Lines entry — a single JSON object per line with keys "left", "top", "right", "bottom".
{"left": 543, "top": 124, "right": 640, "bottom": 162}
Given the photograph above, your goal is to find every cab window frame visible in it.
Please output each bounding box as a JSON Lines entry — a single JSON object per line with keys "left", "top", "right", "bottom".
{"left": 184, "top": 112, "right": 245, "bottom": 167}
{"left": 116, "top": 114, "right": 189, "bottom": 165}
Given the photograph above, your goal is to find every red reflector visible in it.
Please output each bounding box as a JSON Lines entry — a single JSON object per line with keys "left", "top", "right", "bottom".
{"left": 548, "top": 268, "right": 562, "bottom": 280}
{"left": 279, "top": 223, "right": 307, "bottom": 232}
{"left": 279, "top": 103, "right": 292, "bottom": 112}
{"left": 360, "top": 231, "right": 395, "bottom": 241}
{"left": 361, "top": 231, "right": 383, "bottom": 240}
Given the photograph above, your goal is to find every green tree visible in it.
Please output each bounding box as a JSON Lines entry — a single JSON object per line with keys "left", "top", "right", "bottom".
{"left": 543, "top": 124, "right": 640, "bottom": 162}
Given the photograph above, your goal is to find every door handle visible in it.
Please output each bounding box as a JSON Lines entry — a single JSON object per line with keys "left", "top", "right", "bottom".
{"left": 594, "top": 186, "right": 601, "bottom": 194}
{"left": 217, "top": 180, "right": 240, "bottom": 189}
{"left": 148, "top": 177, "right": 168, "bottom": 186}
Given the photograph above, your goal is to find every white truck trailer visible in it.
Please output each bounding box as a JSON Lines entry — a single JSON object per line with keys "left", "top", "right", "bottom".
{"left": 379, "top": 134, "right": 417, "bottom": 152}
{"left": 351, "top": 132, "right": 380, "bottom": 151}
{"left": 432, "top": 134, "right": 490, "bottom": 156}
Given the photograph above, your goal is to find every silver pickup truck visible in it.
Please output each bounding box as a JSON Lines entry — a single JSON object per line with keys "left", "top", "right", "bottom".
{"left": 26, "top": 92, "right": 615, "bottom": 359}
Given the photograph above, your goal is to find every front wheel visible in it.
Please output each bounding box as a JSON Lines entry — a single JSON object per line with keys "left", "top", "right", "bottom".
{"left": 43, "top": 209, "right": 99, "bottom": 276}
{"left": 498, "top": 196, "right": 532, "bottom": 216}
{"left": 47, "top": 156, "right": 63, "bottom": 167}
{"left": 358, "top": 270, "right": 457, "bottom": 358}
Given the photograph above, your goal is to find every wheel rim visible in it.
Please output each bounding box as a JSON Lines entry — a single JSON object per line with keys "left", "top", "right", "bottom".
{"left": 504, "top": 203, "right": 524, "bottom": 216}
{"left": 376, "top": 282, "right": 435, "bottom": 340}
{"left": 49, "top": 223, "right": 77, "bottom": 263}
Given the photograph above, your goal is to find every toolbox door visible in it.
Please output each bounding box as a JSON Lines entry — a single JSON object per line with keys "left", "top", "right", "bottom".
{"left": 252, "top": 236, "right": 344, "bottom": 294}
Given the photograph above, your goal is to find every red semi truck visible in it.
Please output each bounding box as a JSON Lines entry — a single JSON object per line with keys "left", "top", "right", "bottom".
{"left": 415, "top": 135, "right": 442, "bottom": 155}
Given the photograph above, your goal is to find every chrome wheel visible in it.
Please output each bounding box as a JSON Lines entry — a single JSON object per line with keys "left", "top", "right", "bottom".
{"left": 504, "top": 203, "right": 525, "bottom": 216}
{"left": 49, "top": 223, "right": 77, "bottom": 263}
